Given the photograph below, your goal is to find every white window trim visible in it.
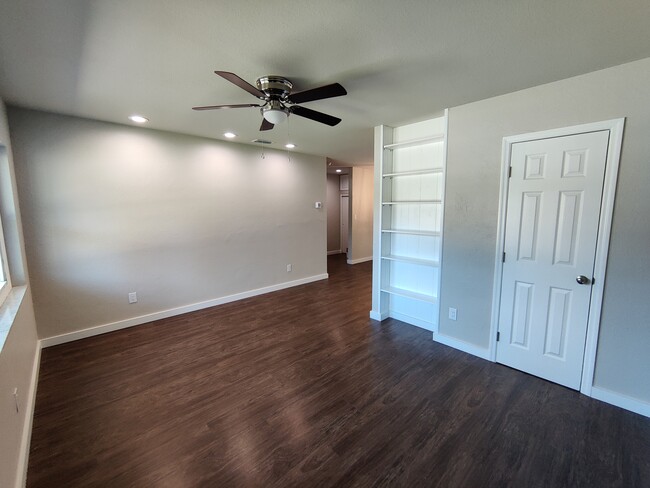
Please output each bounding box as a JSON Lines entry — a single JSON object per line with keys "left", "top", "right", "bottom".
{"left": 0, "top": 141, "right": 12, "bottom": 306}
{"left": 0, "top": 156, "right": 11, "bottom": 306}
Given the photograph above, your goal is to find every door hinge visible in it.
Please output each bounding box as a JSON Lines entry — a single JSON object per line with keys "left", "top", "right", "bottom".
{"left": 496, "top": 331, "right": 500, "bottom": 342}
{"left": 508, "top": 166, "right": 512, "bottom": 178}
{"left": 502, "top": 252, "right": 506, "bottom": 263}
{"left": 592, "top": 277, "right": 595, "bottom": 285}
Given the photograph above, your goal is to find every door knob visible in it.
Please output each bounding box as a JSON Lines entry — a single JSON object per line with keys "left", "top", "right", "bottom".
{"left": 576, "top": 275, "right": 591, "bottom": 285}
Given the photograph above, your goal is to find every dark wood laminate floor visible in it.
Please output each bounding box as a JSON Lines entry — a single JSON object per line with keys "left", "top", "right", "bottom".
{"left": 28, "top": 255, "right": 650, "bottom": 487}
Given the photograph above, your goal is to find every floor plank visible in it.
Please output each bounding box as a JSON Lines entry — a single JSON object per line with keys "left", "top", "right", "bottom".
{"left": 27, "top": 254, "right": 650, "bottom": 487}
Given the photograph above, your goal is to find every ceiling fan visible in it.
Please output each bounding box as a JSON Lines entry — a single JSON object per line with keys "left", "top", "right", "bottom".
{"left": 193, "top": 71, "right": 347, "bottom": 131}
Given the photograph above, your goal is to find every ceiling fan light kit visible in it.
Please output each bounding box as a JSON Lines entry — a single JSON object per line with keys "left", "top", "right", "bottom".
{"left": 262, "top": 100, "right": 289, "bottom": 125}
{"left": 193, "top": 71, "right": 347, "bottom": 132}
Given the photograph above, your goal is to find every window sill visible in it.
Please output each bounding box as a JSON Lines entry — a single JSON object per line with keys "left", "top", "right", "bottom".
{"left": 0, "top": 285, "right": 27, "bottom": 354}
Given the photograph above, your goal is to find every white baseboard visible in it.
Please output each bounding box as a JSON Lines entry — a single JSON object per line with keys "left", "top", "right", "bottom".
{"left": 432, "top": 332, "right": 491, "bottom": 360}
{"left": 590, "top": 386, "right": 650, "bottom": 418}
{"left": 369, "top": 309, "right": 434, "bottom": 332}
{"left": 347, "top": 256, "right": 372, "bottom": 265}
{"left": 15, "top": 340, "right": 41, "bottom": 488}
{"left": 41, "top": 273, "right": 329, "bottom": 347}
{"left": 327, "top": 250, "right": 342, "bottom": 255}
{"left": 389, "top": 311, "right": 435, "bottom": 331}
{"left": 369, "top": 310, "right": 388, "bottom": 321}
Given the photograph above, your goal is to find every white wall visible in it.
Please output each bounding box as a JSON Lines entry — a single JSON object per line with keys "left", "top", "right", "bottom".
{"left": 326, "top": 174, "right": 341, "bottom": 253}
{"left": 8, "top": 108, "right": 327, "bottom": 340}
{"left": 439, "top": 57, "right": 650, "bottom": 405}
{"left": 349, "top": 166, "right": 373, "bottom": 263}
{"left": 0, "top": 100, "right": 40, "bottom": 488}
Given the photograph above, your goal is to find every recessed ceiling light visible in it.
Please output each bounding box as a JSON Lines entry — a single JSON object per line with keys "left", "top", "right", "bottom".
{"left": 285, "top": 143, "right": 296, "bottom": 149}
{"left": 128, "top": 115, "right": 148, "bottom": 124}
{"left": 336, "top": 169, "right": 342, "bottom": 173}
{"left": 224, "top": 132, "right": 237, "bottom": 139}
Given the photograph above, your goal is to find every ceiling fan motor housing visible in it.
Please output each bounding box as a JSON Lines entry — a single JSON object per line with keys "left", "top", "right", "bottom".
{"left": 256, "top": 76, "right": 293, "bottom": 100}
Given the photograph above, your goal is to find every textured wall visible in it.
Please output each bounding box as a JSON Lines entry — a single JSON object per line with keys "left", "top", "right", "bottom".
{"left": 9, "top": 108, "right": 327, "bottom": 339}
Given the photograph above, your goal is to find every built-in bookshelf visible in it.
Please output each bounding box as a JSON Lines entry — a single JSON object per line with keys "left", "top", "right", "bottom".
{"left": 370, "top": 113, "right": 447, "bottom": 331}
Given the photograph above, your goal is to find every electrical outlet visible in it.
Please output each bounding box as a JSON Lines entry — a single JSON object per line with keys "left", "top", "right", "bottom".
{"left": 128, "top": 292, "right": 137, "bottom": 304}
{"left": 449, "top": 307, "right": 457, "bottom": 321}
{"left": 286, "top": 264, "right": 292, "bottom": 272}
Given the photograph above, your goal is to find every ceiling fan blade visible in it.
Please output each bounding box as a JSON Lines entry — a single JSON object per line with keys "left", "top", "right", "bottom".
{"left": 288, "top": 83, "right": 347, "bottom": 104}
{"left": 290, "top": 105, "right": 341, "bottom": 126}
{"left": 192, "top": 103, "right": 262, "bottom": 111}
{"left": 260, "top": 119, "right": 274, "bottom": 131}
{"left": 215, "top": 71, "right": 265, "bottom": 99}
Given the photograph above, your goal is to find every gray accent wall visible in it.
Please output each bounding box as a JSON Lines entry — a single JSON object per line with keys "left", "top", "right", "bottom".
{"left": 8, "top": 108, "right": 327, "bottom": 340}
{"left": 440, "top": 57, "right": 650, "bottom": 403}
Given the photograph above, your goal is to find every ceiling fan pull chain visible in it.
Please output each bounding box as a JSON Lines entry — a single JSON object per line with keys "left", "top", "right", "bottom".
{"left": 286, "top": 119, "right": 292, "bottom": 163}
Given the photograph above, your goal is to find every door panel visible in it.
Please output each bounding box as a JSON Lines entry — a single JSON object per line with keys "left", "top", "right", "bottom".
{"left": 497, "top": 130, "right": 609, "bottom": 390}
{"left": 554, "top": 191, "right": 582, "bottom": 265}
{"left": 517, "top": 192, "right": 541, "bottom": 260}
{"left": 511, "top": 281, "right": 533, "bottom": 348}
{"left": 544, "top": 287, "right": 571, "bottom": 358}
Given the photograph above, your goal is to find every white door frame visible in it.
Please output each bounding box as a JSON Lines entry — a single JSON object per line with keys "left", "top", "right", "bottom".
{"left": 489, "top": 118, "right": 625, "bottom": 396}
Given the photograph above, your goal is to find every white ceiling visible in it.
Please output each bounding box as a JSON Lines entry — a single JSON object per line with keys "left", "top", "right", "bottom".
{"left": 1, "top": 1, "right": 650, "bottom": 164}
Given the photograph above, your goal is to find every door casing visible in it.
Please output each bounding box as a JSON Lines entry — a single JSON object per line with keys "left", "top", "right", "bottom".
{"left": 489, "top": 118, "right": 624, "bottom": 396}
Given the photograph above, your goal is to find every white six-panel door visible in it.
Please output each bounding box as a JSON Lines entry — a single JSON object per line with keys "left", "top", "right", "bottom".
{"left": 496, "top": 130, "right": 609, "bottom": 390}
